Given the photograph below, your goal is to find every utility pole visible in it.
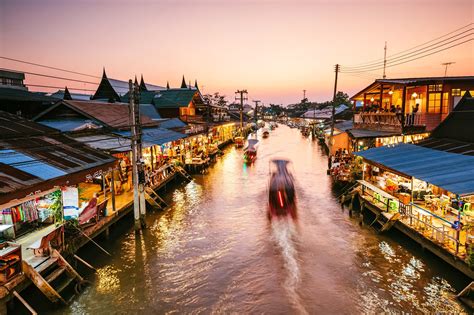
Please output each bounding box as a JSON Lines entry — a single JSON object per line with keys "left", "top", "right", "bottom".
{"left": 252, "top": 100, "right": 260, "bottom": 122}
{"left": 235, "top": 90, "right": 248, "bottom": 131}
{"left": 330, "top": 64, "right": 340, "bottom": 147}
{"left": 383, "top": 42, "right": 387, "bottom": 79}
{"left": 129, "top": 79, "right": 146, "bottom": 231}
{"left": 442, "top": 62, "right": 455, "bottom": 76}
{"left": 303, "top": 89, "right": 306, "bottom": 102}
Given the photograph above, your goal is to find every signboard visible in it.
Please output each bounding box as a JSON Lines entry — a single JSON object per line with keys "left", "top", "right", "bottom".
{"left": 62, "top": 187, "right": 79, "bottom": 220}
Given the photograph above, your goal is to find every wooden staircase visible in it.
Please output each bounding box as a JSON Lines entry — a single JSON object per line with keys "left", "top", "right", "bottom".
{"left": 368, "top": 212, "right": 401, "bottom": 233}
{"left": 174, "top": 166, "right": 193, "bottom": 182}
{"left": 145, "top": 187, "right": 168, "bottom": 210}
{"left": 22, "top": 249, "right": 85, "bottom": 305}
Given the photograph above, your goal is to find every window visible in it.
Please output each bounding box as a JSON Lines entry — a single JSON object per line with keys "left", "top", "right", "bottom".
{"left": 179, "top": 107, "right": 188, "bottom": 116}
{"left": 428, "top": 93, "right": 441, "bottom": 113}
{"left": 442, "top": 92, "right": 449, "bottom": 113}
{"left": 428, "top": 84, "right": 443, "bottom": 92}
{"left": 452, "top": 88, "right": 461, "bottom": 96}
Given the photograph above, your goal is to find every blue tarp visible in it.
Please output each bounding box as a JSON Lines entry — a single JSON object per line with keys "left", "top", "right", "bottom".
{"left": 355, "top": 143, "right": 474, "bottom": 196}
{"left": 115, "top": 127, "right": 186, "bottom": 145}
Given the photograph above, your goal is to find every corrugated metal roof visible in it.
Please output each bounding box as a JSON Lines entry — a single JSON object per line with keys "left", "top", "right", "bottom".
{"left": 0, "top": 110, "right": 116, "bottom": 202}
{"left": 37, "top": 119, "right": 101, "bottom": 132}
{"left": 355, "top": 143, "right": 474, "bottom": 196}
{"left": 145, "top": 83, "right": 165, "bottom": 91}
{"left": 0, "top": 149, "right": 67, "bottom": 180}
{"left": 115, "top": 127, "right": 186, "bottom": 146}
{"left": 50, "top": 90, "right": 92, "bottom": 101}
{"left": 35, "top": 100, "right": 157, "bottom": 130}
{"left": 153, "top": 89, "right": 200, "bottom": 109}
{"left": 158, "top": 118, "right": 187, "bottom": 129}
{"left": 334, "top": 120, "right": 353, "bottom": 131}
{"left": 0, "top": 87, "right": 57, "bottom": 102}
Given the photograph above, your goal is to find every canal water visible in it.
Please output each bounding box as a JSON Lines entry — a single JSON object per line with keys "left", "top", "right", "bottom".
{"left": 57, "top": 125, "right": 467, "bottom": 314}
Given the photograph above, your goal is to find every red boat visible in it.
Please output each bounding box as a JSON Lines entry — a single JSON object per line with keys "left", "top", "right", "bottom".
{"left": 268, "top": 159, "right": 297, "bottom": 219}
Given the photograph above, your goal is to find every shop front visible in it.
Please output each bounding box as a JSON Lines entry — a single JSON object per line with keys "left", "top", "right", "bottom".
{"left": 356, "top": 143, "right": 474, "bottom": 259}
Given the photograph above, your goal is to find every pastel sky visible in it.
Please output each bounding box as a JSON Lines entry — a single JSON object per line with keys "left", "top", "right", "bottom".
{"left": 0, "top": 0, "right": 473, "bottom": 105}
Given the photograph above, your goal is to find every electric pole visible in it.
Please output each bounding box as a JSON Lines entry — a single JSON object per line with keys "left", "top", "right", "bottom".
{"left": 442, "top": 62, "right": 455, "bottom": 76}
{"left": 383, "top": 42, "right": 387, "bottom": 79}
{"left": 235, "top": 90, "right": 248, "bottom": 131}
{"left": 303, "top": 90, "right": 306, "bottom": 102}
{"left": 330, "top": 64, "right": 340, "bottom": 148}
{"left": 252, "top": 100, "right": 260, "bottom": 122}
{"left": 129, "top": 79, "right": 146, "bottom": 231}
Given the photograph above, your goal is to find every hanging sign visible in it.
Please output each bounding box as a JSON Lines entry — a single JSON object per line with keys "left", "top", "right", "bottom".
{"left": 62, "top": 187, "right": 79, "bottom": 220}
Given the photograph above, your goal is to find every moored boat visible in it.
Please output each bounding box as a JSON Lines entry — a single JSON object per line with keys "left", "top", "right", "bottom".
{"left": 234, "top": 136, "right": 244, "bottom": 148}
{"left": 243, "top": 139, "right": 259, "bottom": 163}
{"left": 262, "top": 128, "right": 270, "bottom": 138}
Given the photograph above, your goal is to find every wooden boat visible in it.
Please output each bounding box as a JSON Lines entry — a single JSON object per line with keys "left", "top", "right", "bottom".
{"left": 234, "top": 136, "right": 244, "bottom": 148}
{"left": 268, "top": 159, "right": 297, "bottom": 219}
{"left": 262, "top": 128, "right": 270, "bottom": 138}
{"left": 243, "top": 139, "right": 259, "bottom": 163}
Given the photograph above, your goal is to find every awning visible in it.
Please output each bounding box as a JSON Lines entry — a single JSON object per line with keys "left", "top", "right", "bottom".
{"left": 115, "top": 127, "right": 186, "bottom": 146}
{"left": 355, "top": 143, "right": 474, "bottom": 196}
{"left": 348, "top": 129, "right": 400, "bottom": 139}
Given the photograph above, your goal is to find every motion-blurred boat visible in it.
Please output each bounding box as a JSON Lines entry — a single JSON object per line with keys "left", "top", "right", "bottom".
{"left": 243, "top": 139, "right": 259, "bottom": 163}
{"left": 268, "top": 159, "right": 297, "bottom": 219}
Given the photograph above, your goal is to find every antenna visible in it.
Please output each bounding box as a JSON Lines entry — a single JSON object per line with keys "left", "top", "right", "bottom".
{"left": 441, "top": 62, "right": 455, "bottom": 77}
{"left": 383, "top": 41, "right": 387, "bottom": 79}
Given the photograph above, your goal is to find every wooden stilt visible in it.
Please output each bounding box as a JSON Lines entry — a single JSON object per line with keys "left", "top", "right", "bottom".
{"left": 13, "top": 290, "right": 38, "bottom": 315}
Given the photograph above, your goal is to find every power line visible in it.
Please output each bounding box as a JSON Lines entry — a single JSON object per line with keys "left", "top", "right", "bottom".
{"left": 24, "top": 84, "right": 96, "bottom": 92}
{"left": 341, "top": 30, "right": 473, "bottom": 72}
{"left": 0, "top": 68, "right": 99, "bottom": 85}
{"left": 343, "top": 22, "right": 473, "bottom": 68}
{"left": 340, "top": 38, "right": 473, "bottom": 74}
{"left": 0, "top": 56, "right": 101, "bottom": 79}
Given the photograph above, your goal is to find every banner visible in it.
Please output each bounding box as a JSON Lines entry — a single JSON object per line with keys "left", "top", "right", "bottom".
{"left": 62, "top": 187, "right": 79, "bottom": 220}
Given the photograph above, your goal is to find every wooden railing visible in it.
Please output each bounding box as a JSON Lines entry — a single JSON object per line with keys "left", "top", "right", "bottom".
{"left": 354, "top": 113, "right": 402, "bottom": 131}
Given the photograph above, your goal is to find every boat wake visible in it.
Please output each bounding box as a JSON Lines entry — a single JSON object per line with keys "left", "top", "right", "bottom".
{"left": 271, "top": 219, "right": 307, "bottom": 314}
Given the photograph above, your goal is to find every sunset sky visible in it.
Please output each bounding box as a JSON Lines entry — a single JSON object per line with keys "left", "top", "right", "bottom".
{"left": 1, "top": 0, "right": 473, "bottom": 105}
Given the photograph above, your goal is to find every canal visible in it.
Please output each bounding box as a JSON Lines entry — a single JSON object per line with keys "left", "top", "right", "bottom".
{"left": 57, "top": 125, "right": 466, "bottom": 314}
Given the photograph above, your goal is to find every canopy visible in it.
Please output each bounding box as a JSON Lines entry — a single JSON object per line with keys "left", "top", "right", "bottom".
{"left": 115, "top": 127, "right": 186, "bottom": 146}
{"left": 355, "top": 143, "right": 474, "bottom": 196}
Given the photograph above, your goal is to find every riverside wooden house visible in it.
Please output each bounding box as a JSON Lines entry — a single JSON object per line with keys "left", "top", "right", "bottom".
{"left": 348, "top": 76, "right": 474, "bottom": 151}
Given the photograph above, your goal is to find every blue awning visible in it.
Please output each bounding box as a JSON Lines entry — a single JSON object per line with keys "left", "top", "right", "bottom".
{"left": 355, "top": 143, "right": 474, "bottom": 196}
{"left": 115, "top": 127, "right": 186, "bottom": 146}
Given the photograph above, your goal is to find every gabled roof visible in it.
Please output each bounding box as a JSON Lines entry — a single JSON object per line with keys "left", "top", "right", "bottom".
{"left": 33, "top": 100, "right": 156, "bottom": 130}
{"left": 153, "top": 89, "right": 199, "bottom": 109}
{"left": 0, "top": 111, "right": 116, "bottom": 203}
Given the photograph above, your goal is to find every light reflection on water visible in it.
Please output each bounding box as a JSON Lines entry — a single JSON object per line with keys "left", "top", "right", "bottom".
{"left": 63, "top": 125, "right": 467, "bottom": 314}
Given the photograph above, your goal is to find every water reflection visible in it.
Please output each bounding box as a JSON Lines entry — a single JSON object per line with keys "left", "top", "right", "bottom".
{"left": 63, "top": 125, "right": 467, "bottom": 314}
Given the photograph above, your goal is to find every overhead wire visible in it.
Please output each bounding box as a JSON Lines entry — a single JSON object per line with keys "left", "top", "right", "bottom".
{"left": 0, "top": 56, "right": 101, "bottom": 79}
{"left": 342, "top": 22, "right": 473, "bottom": 68}
{"left": 340, "top": 38, "right": 473, "bottom": 74}
{"left": 341, "top": 31, "right": 473, "bottom": 72}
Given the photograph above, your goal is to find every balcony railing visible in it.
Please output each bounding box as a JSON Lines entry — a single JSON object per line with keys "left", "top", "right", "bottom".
{"left": 354, "top": 112, "right": 441, "bottom": 132}
{"left": 354, "top": 113, "right": 402, "bottom": 131}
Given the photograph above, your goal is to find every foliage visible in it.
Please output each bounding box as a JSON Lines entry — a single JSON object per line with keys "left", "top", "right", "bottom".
{"left": 49, "top": 190, "right": 64, "bottom": 226}
{"left": 203, "top": 92, "right": 228, "bottom": 107}
{"left": 350, "top": 156, "right": 364, "bottom": 181}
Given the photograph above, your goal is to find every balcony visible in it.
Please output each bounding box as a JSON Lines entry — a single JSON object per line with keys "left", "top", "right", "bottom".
{"left": 354, "top": 113, "right": 402, "bottom": 132}
{"left": 354, "top": 112, "right": 440, "bottom": 133}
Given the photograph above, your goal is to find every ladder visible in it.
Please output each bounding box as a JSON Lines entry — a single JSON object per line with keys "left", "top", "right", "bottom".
{"left": 22, "top": 249, "right": 85, "bottom": 305}
{"left": 174, "top": 166, "right": 193, "bottom": 182}
{"left": 145, "top": 187, "right": 168, "bottom": 210}
{"left": 369, "top": 212, "right": 400, "bottom": 233}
